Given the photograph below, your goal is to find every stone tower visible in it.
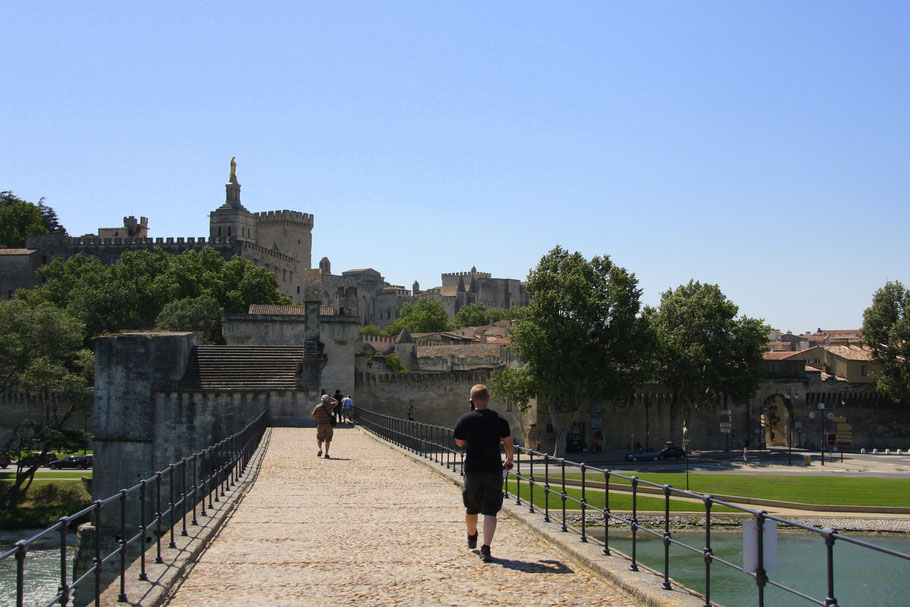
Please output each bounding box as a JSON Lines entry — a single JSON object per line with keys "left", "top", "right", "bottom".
{"left": 209, "top": 173, "right": 257, "bottom": 242}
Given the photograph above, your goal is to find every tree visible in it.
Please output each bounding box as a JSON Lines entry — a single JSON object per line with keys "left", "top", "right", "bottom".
{"left": 383, "top": 297, "right": 451, "bottom": 335}
{"left": 19, "top": 248, "right": 291, "bottom": 343}
{"left": 488, "top": 307, "right": 520, "bottom": 323}
{"left": 155, "top": 296, "right": 224, "bottom": 344}
{"left": 453, "top": 303, "right": 491, "bottom": 328}
{"left": 490, "top": 247, "right": 653, "bottom": 456}
{"left": 360, "top": 325, "right": 381, "bottom": 335}
{"left": 646, "top": 280, "right": 768, "bottom": 448}
{"left": 0, "top": 191, "right": 66, "bottom": 247}
{"left": 0, "top": 299, "right": 92, "bottom": 509}
{"left": 862, "top": 281, "right": 910, "bottom": 405}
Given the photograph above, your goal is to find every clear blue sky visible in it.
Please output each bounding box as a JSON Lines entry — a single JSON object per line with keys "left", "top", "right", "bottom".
{"left": 3, "top": 1, "right": 908, "bottom": 333}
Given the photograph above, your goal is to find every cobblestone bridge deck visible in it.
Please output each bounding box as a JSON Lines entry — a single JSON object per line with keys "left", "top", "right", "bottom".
{"left": 163, "top": 427, "right": 639, "bottom": 607}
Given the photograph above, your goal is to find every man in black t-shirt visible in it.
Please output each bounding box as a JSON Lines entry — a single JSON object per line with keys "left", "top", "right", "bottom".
{"left": 453, "top": 384, "right": 514, "bottom": 562}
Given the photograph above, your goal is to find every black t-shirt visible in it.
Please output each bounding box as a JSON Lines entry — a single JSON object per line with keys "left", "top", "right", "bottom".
{"left": 453, "top": 408, "right": 511, "bottom": 474}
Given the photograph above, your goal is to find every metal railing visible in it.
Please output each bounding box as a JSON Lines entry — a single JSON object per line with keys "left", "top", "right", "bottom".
{"left": 353, "top": 407, "right": 910, "bottom": 607}
{"left": 0, "top": 410, "right": 268, "bottom": 607}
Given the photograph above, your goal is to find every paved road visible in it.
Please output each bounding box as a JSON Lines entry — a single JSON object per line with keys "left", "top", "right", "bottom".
{"left": 162, "top": 427, "right": 638, "bottom": 607}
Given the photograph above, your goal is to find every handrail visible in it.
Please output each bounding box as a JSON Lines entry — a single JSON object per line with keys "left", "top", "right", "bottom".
{"left": 353, "top": 406, "right": 910, "bottom": 607}
{"left": 1, "top": 410, "right": 268, "bottom": 607}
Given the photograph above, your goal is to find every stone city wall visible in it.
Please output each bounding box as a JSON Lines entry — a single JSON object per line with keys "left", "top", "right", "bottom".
{"left": 0, "top": 390, "right": 92, "bottom": 446}
{"left": 353, "top": 361, "right": 537, "bottom": 446}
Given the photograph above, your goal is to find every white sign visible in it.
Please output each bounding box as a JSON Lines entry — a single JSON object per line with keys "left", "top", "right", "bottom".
{"left": 719, "top": 427, "right": 732, "bottom": 434}
{"left": 743, "top": 520, "right": 778, "bottom": 573}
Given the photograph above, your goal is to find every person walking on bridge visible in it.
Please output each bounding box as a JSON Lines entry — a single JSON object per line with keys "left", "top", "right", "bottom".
{"left": 454, "top": 384, "right": 514, "bottom": 562}
{"left": 312, "top": 394, "right": 337, "bottom": 458}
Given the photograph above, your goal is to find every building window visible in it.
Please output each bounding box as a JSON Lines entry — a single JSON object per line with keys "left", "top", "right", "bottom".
{"left": 297, "top": 286, "right": 300, "bottom": 294}
{"left": 546, "top": 424, "right": 554, "bottom": 434}
{"left": 861, "top": 365, "right": 867, "bottom": 377}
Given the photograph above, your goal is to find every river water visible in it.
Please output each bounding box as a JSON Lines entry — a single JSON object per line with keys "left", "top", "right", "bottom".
{"left": 591, "top": 529, "right": 910, "bottom": 607}
{"left": 0, "top": 535, "right": 76, "bottom": 607}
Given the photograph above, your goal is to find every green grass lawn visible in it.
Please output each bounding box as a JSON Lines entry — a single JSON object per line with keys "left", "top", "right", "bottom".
{"left": 0, "top": 479, "right": 92, "bottom": 530}
{"left": 551, "top": 472, "right": 910, "bottom": 507}
{"left": 0, "top": 471, "right": 92, "bottom": 480}
{"left": 504, "top": 475, "right": 737, "bottom": 512}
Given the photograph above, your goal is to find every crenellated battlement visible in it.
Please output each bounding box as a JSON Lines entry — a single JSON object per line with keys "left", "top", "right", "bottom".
{"left": 441, "top": 270, "right": 492, "bottom": 280}
{"left": 62, "top": 236, "right": 237, "bottom": 247}
{"left": 253, "top": 210, "right": 314, "bottom": 229}
{"left": 356, "top": 368, "right": 493, "bottom": 386}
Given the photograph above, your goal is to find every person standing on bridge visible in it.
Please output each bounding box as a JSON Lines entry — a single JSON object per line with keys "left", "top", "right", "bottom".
{"left": 312, "top": 394, "right": 338, "bottom": 458}
{"left": 453, "top": 384, "right": 514, "bottom": 562}
{"left": 341, "top": 393, "right": 353, "bottom": 422}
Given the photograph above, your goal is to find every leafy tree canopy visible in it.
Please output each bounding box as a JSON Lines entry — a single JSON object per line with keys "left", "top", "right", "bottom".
{"left": 155, "top": 295, "right": 224, "bottom": 344}
{"left": 360, "top": 324, "right": 381, "bottom": 335}
{"left": 0, "top": 191, "right": 66, "bottom": 248}
{"left": 18, "top": 247, "right": 290, "bottom": 342}
{"left": 0, "top": 299, "right": 92, "bottom": 508}
{"left": 382, "top": 296, "right": 451, "bottom": 335}
{"left": 646, "top": 280, "right": 768, "bottom": 440}
{"left": 0, "top": 298, "right": 92, "bottom": 396}
{"left": 453, "top": 303, "right": 490, "bottom": 328}
{"left": 862, "top": 280, "right": 910, "bottom": 405}
{"left": 491, "top": 246, "right": 653, "bottom": 455}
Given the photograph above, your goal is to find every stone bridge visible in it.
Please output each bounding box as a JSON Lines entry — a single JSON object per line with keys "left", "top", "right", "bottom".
{"left": 102, "top": 426, "right": 703, "bottom": 607}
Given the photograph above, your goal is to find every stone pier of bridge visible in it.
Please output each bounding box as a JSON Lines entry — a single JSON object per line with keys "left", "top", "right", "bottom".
{"left": 160, "top": 426, "right": 645, "bottom": 607}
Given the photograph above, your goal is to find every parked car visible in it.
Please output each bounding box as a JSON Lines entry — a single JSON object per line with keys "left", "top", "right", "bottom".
{"left": 659, "top": 446, "right": 688, "bottom": 460}
{"left": 19, "top": 452, "right": 58, "bottom": 467}
{"left": 625, "top": 448, "right": 661, "bottom": 462}
{"left": 0, "top": 453, "right": 10, "bottom": 469}
{"left": 48, "top": 455, "right": 93, "bottom": 470}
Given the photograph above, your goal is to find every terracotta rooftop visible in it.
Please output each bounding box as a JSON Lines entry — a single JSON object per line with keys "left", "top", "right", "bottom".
{"left": 248, "top": 304, "right": 306, "bottom": 315}
{"left": 825, "top": 345, "right": 875, "bottom": 361}
{"left": 417, "top": 344, "right": 502, "bottom": 358}
{"left": 763, "top": 352, "right": 799, "bottom": 360}
{"left": 161, "top": 345, "right": 304, "bottom": 391}
{"left": 0, "top": 248, "right": 36, "bottom": 255}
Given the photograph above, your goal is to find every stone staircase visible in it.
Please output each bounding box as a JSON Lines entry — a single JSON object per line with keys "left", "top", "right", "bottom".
{"left": 166, "top": 345, "right": 306, "bottom": 390}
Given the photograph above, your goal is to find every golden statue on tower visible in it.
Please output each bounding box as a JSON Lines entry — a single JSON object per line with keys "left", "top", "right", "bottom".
{"left": 229, "top": 156, "right": 238, "bottom": 183}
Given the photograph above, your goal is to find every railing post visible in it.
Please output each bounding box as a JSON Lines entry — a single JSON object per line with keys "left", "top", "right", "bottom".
{"left": 630, "top": 477, "right": 639, "bottom": 571}
{"left": 543, "top": 454, "right": 550, "bottom": 523}
{"left": 119, "top": 489, "right": 128, "bottom": 602}
{"left": 662, "top": 484, "right": 671, "bottom": 590}
{"left": 59, "top": 517, "right": 71, "bottom": 605}
{"left": 93, "top": 501, "right": 102, "bottom": 606}
{"left": 703, "top": 497, "right": 713, "bottom": 607}
{"left": 515, "top": 448, "right": 522, "bottom": 505}
{"left": 560, "top": 459, "right": 567, "bottom": 532}
{"left": 155, "top": 474, "right": 163, "bottom": 563}
{"left": 824, "top": 528, "right": 838, "bottom": 606}
{"left": 181, "top": 458, "right": 188, "bottom": 536}
{"left": 755, "top": 511, "right": 767, "bottom": 607}
{"left": 15, "top": 541, "right": 25, "bottom": 607}
{"left": 529, "top": 449, "right": 535, "bottom": 513}
{"left": 191, "top": 454, "right": 199, "bottom": 526}
{"left": 603, "top": 469, "right": 611, "bottom": 555}
{"left": 580, "top": 463, "right": 587, "bottom": 542}
{"left": 139, "top": 480, "right": 148, "bottom": 580}
{"left": 168, "top": 465, "right": 177, "bottom": 549}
